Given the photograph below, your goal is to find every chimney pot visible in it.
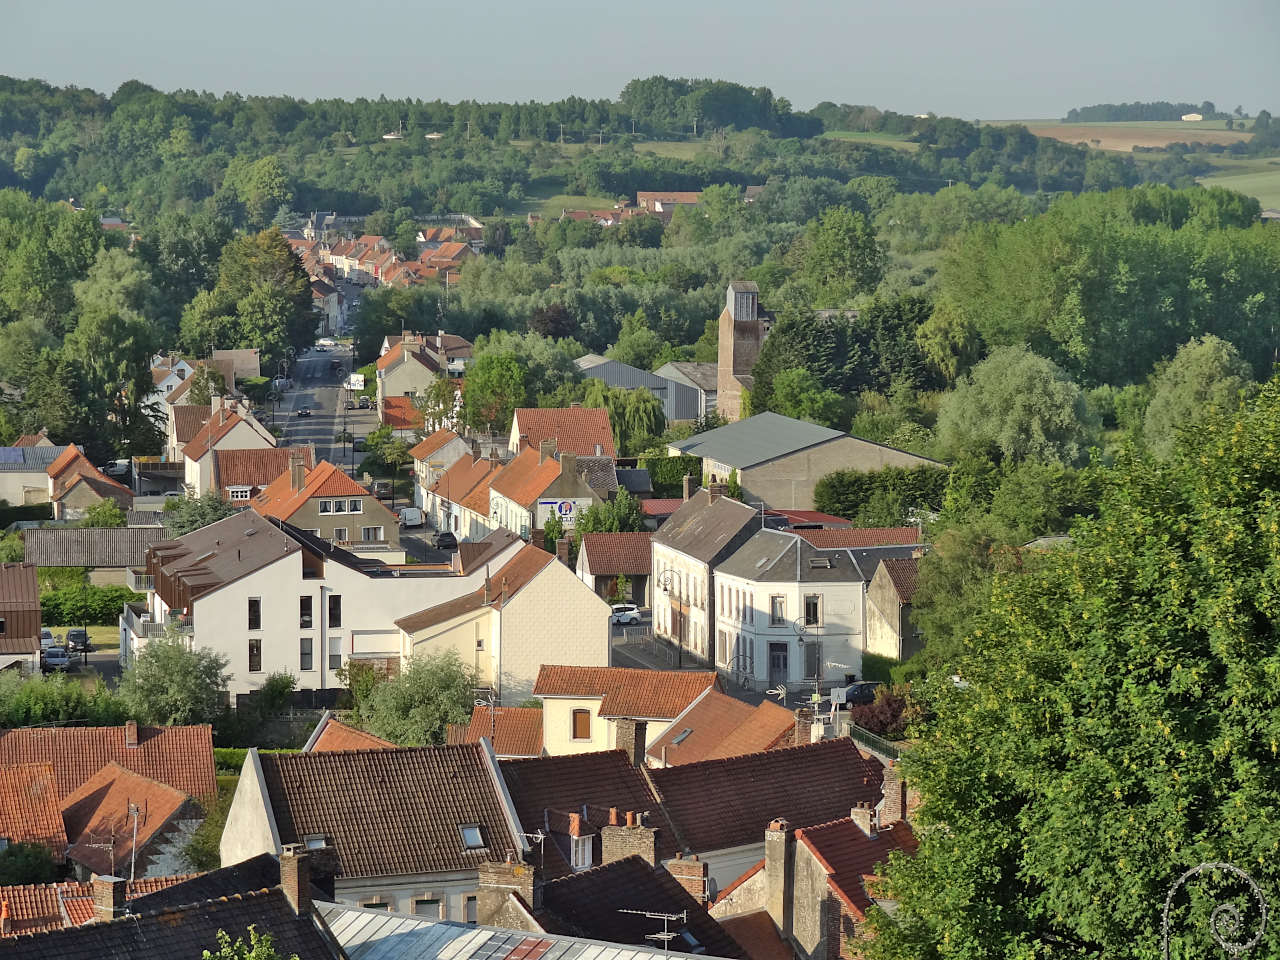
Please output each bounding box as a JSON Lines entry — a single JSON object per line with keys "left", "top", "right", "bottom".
{"left": 608, "top": 807, "right": 620, "bottom": 826}
{"left": 1, "top": 900, "right": 10, "bottom": 937}
{"left": 594, "top": 443, "right": 602, "bottom": 456}
{"left": 682, "top": 474, "right": 693, "bottom": 502}
{"left": 626, "top": 810, "right": 637, "bottom": 828}
{"left": 92, "top": 875, "right": 127, "bottom": 922}
{"left": 124, "top": 720, "right": 138, "bottom": 749}
{"left": 280, "top": 843, "right": 311, "bottom": 916}
{"left": 851, "top": 802, "right": 878, "bottom": 838}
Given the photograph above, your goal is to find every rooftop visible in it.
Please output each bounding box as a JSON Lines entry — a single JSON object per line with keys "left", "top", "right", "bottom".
{"left": 382, "top": 396, "right": 426, "bottom": 431}
{"left": 657, "top": 361, "right": 719, "bottom": 392}
{"left": 0, "top": 876, "right": 189, "bottom": 937}
{"left": 253, "top": 460, "right": 376, "bottom": 522}
{"left": 533, "top": 665, "right": 718, "bottom": 720}
{"left": 651, "top": 490, "right": 757, "bottom": 563}
{"left": 447, "top": 705, "right": 544, "bottom": 758}
{"left": 214, "top": 446, "right": 315, "bottom": 491}
{"left": 487, "top": 446, "right": 563, "bottom": 509}
{"left": 149, "top": 510, "right": 300, "bottom": 603}
{"left": 23, "top": 528, "right": 166, "bottom": 568}
{"left": 578, "top": 531, "right": 653, "bottom": 575}
{"left": 171, "top": 405, "right": 212, "bottom": 443}
{"left": 795, "top": 527, "right": 921, "bottom": 548}
{"left": 881, "top": 556, "right": 920, "bottom": 603}
{"left": 61, "top": 762, "right": 189, "bottom": 876}
{"left": 0, "top": 445, "right": 74, "bottom": 472}
{"left": 647, "top": 690, "right": 794, "bottom": 766}
{"left": 0, "top": 762, "right": 66, "bottom": 861}
{"left": 410, "top": 428, "right": 463, "bottom": 461}
{"left": 797, "top": 817, "right": 918, "bottom": 918}
{"left": 717, "top": 529, "right": 870, "bottom": 583}
{"left": 301, "top": 711, "right": 396, "bottom": 753}
{"left": 512, "top": 408, "right": 617, "bottom": 459}
{"left": 431, "top": 455, "right": 504, "bottom": 510}
{"left": 667, "top": 412, "right": 846, "bottom": 468}
{"left": 394, "top": 544, "right": 554, "bottom": 634}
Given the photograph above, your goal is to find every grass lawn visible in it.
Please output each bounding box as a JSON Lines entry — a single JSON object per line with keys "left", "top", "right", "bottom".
{"left": 47, "top": 624, "right": 120, "bottom": 654}
{"left": 633, "top": 140, "right": 706, "bottom": 160}
{"left": 821, "top": 130, "right": 920, "bottom": 151}
{"left": 1197, "top": 155, "right": 1280, "bottom": 209}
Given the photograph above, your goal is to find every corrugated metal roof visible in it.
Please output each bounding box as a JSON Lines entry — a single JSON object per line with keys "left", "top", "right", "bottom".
{"left": 24, "top": 528, "right": 167, "bottom": 567}
{"left": 0, "top": 561, "right": 39, "bottom": 605}
{"left": 668, "top": 413, "right": 844, "bottom": 468}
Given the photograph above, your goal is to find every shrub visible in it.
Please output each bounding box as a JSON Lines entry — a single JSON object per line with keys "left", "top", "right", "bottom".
{"left": 40, "top": 584, "right": 142, "bottom": 625}
{"left": 846, "top": 686, "right": 908, "bottom": 738}
{"left": 861, "top": 651, "right": 897, "bottom": 684}
{"left": 0, "top": 842, "right": 58, "bottom": 885}
{"left": 641, "top": 454, "right": 702, "bottom": 498}
{"left": 814, "top": 465, "right": 949, "bottom": 525}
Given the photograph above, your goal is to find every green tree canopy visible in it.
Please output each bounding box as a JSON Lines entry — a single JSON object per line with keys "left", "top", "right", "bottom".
{"left": 163, "top": 491, "right": 237, "bottom": 537}
{"left": 202, "top": 926, "right": 297, "bottom": 960}
{"left": 1143, "top": 334, "right": 1254, "bottom": 459}
{"left": 119, "top": 635, "right": 231, "bottom": 726}
{"left": 360, "top": 651, "right": 476, "bottom": 746}
{"left": 79, "top": 499, "right": 127, "bottom": 528}
{"left": 462, "top": 353, "right": 526, "bottom": 432}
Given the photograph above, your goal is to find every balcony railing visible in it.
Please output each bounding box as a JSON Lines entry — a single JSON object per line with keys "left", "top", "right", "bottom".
{"left": 125, "top": 568, "right": 154, "bottom": 593}
{"left": 121, "top": 602, "right": 192, "bottom": 639}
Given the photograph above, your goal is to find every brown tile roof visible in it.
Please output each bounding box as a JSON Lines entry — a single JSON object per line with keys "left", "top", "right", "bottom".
{"left": 394, "top": 544, "right": 554, "bottom": 634}
{"left": 641, "top": 498, "right": 683, "bottom": 517}
{"left": 182, "top": 410, "right": 248, "bottom": 461}
{"left": 171, "top": 405, "right": 212, "bottom": 443}
{"left": 579, "top": 532, "right": 652, "bottom": 575}
{"left": 410, "top": 429, "right": 462, "bottom": 460}
{"left": 214, "top": 446, "right": 314, "bottom": 491}
{"left": 149, "top": 510, "right": 300, "bottom": 603}
{"left": 487, "top": 446, "right": 562, "bottom": 509}
{"left": 0, "top": 876, "right": 189, "bottom": 937}
{"left": 258, "top": 744, "right": 520, "bottom": 878}
{"left": 647, "top": 690, "right": 794, "bottom": 766}
{"left": 60, "top": 762, "right": 189, "bottom": 876}
{"left": 534, "top": 666, "right": 718, "bottom": 720}
{"left": 0, "top": 561, "right": 39, "bottom": 606}
{"left": 56, "top": 473, "right": 133, "bottom": 509}
{"left": 305, "top": 713, "right": 395, "bottom": 752}
{"left": 536, "top": 855, "right": 744, "bottom": 957}
{"left": 718, "top": 911, "right": 793, "bottom": 960}
{"left": 382, "top": 396, "right": 425, "bottom": 431}
{"left": 254, "top": 460, "right": 375, "bottom": 522}
{"left": 511, "top": 408, "right": 617, "bottom": 459}
{"left": 430, "top": 455, "right": 504, "bottom": 510}
{"left": 0, "top": 763, "right": 66, "bottom": 860}
{"left": 796, "top": 818, "right": 918, "bottom": 918}
{"left": 458, "top": 465, "right": 499, "bottom": 514}
{"left": 0, "top": 887, "right": 339, "bottom": 960}
{"left": 882, "top": 556, "right": 920, "bottom": 602}
{"left": 447, "top": 705, "right": 543, "bottom": 757}
{"left": 650, "top": 739, "right": 884, "bottom": 853}
{"left": 0, "top": 724, "right": 215, "bottom": 801}
{"left": 12, "top": 432, "right": 47, "bottom": 447}
{"left": 499, "top": 750, "right": 676, "bottom": 877}
{"left": 44, "top": 445, "right": 81, "bottom": 478}
{"left": 795, "top": 527, "right": 922, "bottom": 549}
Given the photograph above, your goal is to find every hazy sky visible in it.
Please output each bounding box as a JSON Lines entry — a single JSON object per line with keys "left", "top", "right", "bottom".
{"left": 7, "top": 0, "right": 1278, "bottom": 118}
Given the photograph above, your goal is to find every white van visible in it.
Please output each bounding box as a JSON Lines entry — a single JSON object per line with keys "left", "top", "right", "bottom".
{"left": 397, "top": 507, "right": 424, "bottom": 528}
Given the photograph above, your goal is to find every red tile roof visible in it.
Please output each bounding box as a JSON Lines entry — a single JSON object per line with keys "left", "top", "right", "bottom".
{"left": 719, "top": 910, "right": 794, "bottom": 960}
{"left": 182, "top": 410, "right": 248, "bottom": 461}
{"left": 795, "top": 528, "right": 921, "bottom": 549}
{"left": 307, "top": 714, "right": 395, "bottom": 753}
{"left": 767, "top": 510, "right": 851, "bottom": 526}
{"left": 381, "top": 396, "right": 425, "bottom": 431}
{"left": 410, "top": 429, "right": 462, "bottom": 461}
{"left": 0, "top": 763, "right": 66, "bottom": 860}
{"left": 60, "top": 762, "right": 189, "bottom": 876}
{"left": 214, "top": 447, "right": 314, "bottom": 492}
{"left": 171, "top": 405, "right": 212, "bottom": 443}
{"left": 511, "top": 408, "right": 617, "bottom": 459}
{"left": 44, "top": 445, "right": 81, "bottom": 479}
{"left": 578, "top": 532, "right": 653, "bottom": 575}
{"left": 533, "top": 666, "right": 718, "bottom": 720}
{"left": 650, "top": 739, "right": 884, "bottom": 853}
{"left": 448, "top": 705, "right": 544, "bottom": 757}
{"left": 431, "top": 455, "right": 504, "bottom": 511}
{"left": 12, "top": 433, "right": 46, "bottom": 447}
{"left": 881, "top": 556, "right": 920, "bottom": 602}
{"left": 0, "top": 877, "right": 189, "bottom": 936}
{"left": 640, "top": 498, "right": 683, "bottom": 517}
{"left": 796, "top": 818, "right": 918, "bottom": 918}
{"left": 253, "top": 461, "right": 377, "bottom": 523}
{"left": 0, "top": 724, "right": 215, "bottom": 801}
{"left": 487, "top": 446, "right": 561, "bottom": 509}
{"left": 394, "top": 544, "right": 554, "bottom": 634}
{"left": 647, "top": 691, "right": 795, "bottom": 766}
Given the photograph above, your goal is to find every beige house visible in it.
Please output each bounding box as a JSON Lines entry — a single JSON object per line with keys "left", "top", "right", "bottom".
{"left": 488, "top": 444, "right": 602, "bottom": 541}
{"left": 395, "top": 544, "right": 611, "bottom": 705}
{"left": 253, "top": 459, "right": 401, "bottom": 554}
{"left": 410, "top": 429, "right": 472, "bottom": 508}
{"left": 0, "top": 445, "right": 75, "bottom": 506}
{"left": 183, "top": 402, "right": 276, "bottom": 494}
{"left": 426, "top": 454, "right": 504, "bottom": 542}
{"left": 375, "top": 332, "right": 471, "bottom": 413}
{"left": 531, "top": 665, "right": 719, "bottom": 757}
{"left": 668, "top": 411, "right": 944, "bottom": 511}
{"left": 45, "top": 447, "right": 133, "bottom": 521}
{"left": 866, "top": 556, "right": 923, "bottom": 662}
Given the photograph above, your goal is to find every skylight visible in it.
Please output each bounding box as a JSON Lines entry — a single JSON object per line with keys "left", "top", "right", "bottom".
{"left": 460, "top": 824, "right": 485, "bottom": 849}
{"left": 672, "top": 728, "right": 693, "bottom": 745}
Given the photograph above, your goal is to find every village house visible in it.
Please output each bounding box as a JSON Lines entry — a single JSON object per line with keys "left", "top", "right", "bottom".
{"left": 865, "top": 555, "right": 923, "bottom": 662}
{"left": 509, "top": 407, "right": 617, "bottom": 459}
{"left": 252, "top": 458, "right": 401, "bottom": 553}
{"left": 310, "top": 277, "right": 344, "bottom": 335}
{"left": 0, "top": 444, "right": 75, "bottom": 506}
{"left": 489, "top": 443, "right": 606, "bottom": 540}
{"left": 411, "top": 429, "right": 472, "bottom": 508}
{"left": 531, "top": 665, "right": 719, "bottom": 756}
{"left": 645, "top": 687, "right": 797, "bottom": 767}
{"left": 652, "top": 487, "right": 759, "bottom": 665}
{"left": 0, "top": 875, "right": 192, "bottom": 938}
{"left": 121, "top": 512, "right": 523, "bottom": 696}
{"left": 220, "top": 743, "right": 528, "bottom": 920}
{"left": 425, "top": 452, "right": 505, "bottom": 542}
{"left": 576, "top": 531, "right": 652, "bottom": 605}
{"left": 183, "top": 400, "right": 276, "bottom": 494}
{"left": 143, "top": 354, "right": 195, "bottom": 418}
{"left": 212, "top": 446, "right": 316, "bottom": 503}
{"left": 447, "top": 705, "right": 544, "bottom": 759}
{"left": 45, "top": 446, "right": 133, "bottom": 521}
{"left": 394, "top": 543, "right": 611, "bottom": 704}
{"left": 0, "top": 561, "right": 41, "bottom": 673}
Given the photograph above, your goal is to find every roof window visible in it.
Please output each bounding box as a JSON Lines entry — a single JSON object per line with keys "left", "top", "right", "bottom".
{"left": 460, "top": 824, "right": 486, "bottom": 849}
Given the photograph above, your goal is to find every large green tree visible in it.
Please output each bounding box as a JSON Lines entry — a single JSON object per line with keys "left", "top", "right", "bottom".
{"left": 119, "top": 635, "right": 231, "bottom": 726}
{"left": 462, "top": 353, "right": 526, "bottom": 432}
{"left": 872, "top": 378, "right": 1280, "bottom": 959}
{"left": 359, "top": 651, "right": 476, "bottom": 746}
{"left": 1143, "top": 334, "right": 1254, "bottom": 459}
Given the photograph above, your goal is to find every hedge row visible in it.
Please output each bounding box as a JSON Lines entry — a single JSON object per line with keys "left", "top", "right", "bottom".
{"left": 640, "top": 455, "right": 702, "bottom": 498}
{"left": 40, "top": 585, "right": 143, "bottom": 626}
{"left": 0, "top": 503, "right": 52, "bottom": 529}
{"left": 814, "top": 465, "right": 949, "bottom": 521}
{"left": 213, "top": 746, "right": 300, "bottom": 775}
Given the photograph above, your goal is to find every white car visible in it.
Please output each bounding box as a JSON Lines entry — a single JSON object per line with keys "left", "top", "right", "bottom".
{"left": 102, "top": 459, "right": 130, "bottom": 477}
{"left": 40, "top": 628, "right": 56, "bottom": 650}
{"left": 610, "top": 603, "right": 641, "bottom": 625}
{"left": 317, "top": 337, "right": 337, "bottom": 347}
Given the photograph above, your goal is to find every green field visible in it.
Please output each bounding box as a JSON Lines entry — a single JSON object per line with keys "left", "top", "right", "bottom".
{"left": 821, "top": 130, "right": 920, "bottom": 151}
{"left": 1197, "top": 155, "right": 1280, "bottom": 209}
{"left": 632, "top": 140, "right": 706, "bottom": 160}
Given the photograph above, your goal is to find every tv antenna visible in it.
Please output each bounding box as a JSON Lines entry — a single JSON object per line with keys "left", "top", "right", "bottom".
{"left": 766, "top": 684, "right": 787, "bottom": 704}
{"left": 618, "top": 908, "right": 688, "bottom": 952}
{"left": 516, "top": 828, "right": 547, "bottom": 867}
{"left": 475, "top": 693, "right": 501, "bottom": 742}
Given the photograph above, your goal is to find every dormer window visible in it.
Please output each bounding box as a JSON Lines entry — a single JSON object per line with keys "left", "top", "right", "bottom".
{"left": 229, "top": 486, "right": 252, "bottom": 502}
{"left": 460, "top": 824, "right": 485, "bottom": 849}
{"left": 571, "top": 835, "right": 592, "bottom": 870}
{"left": 303, "top": 834, "right": 327, "bottom": 850}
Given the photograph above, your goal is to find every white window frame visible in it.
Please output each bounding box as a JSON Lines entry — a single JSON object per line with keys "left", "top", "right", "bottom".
{"left": 332, "top": 526, "right": 348, "bottom": 542}
{"left": 361, "top": 526, "right": 384, "bottom": 542}
{"left": 349, "top": 499, "right": 363, "bottom": 514}
{"left": 318, "top": 500, "right": 333, "bottom": 514}
{"left": 228, "top": 486, "right": 252, "bottom": 502}
{"left": 571, "top": 835, "right": 592, "bottom": 871}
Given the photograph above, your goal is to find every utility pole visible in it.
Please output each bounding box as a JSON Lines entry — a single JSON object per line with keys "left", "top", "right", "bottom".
{"left": 599, "top": 128, "right": 605, "bottom": 146}
{"left": 128, "top": 803, "right": 140, "bottom": 883}
{"left": 559, "top": 123, "right": 565, "bottom": 144}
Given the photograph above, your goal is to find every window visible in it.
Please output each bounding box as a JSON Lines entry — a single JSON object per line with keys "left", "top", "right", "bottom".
{"left": 804, "top": 640, "right": 823, "bottom": 680}
{"left": 459, "top": 824, "right": 485, "bottom": 849}
{"left": 248, "top": 597, "right": 261, "bottom": 631}
{"left": 362, "top": 901, "right": 390, "bottom": 911}
{"left": 804, "top": 594, "right": 821, "bottom": 627}
{"left": 300, "top": 596, "right": 313, "bottom": 629}
{"left": 361, "top": 526, "right": 384, "bottom": 542}
{"left": 0, "top": 618, "right": 6, "bottom": 635}
{"left": 300, "top": 637, "right": 313, "bottom": 671}
{"left": 571, "top": 835, "right": 592, "bottom": 870}
{"left": 319, "top": 500, "right": 333, "bottom": 514}
{"left": 303, "top": 834, "right": 326, "bottom": 850}
{"left": 328, "top": 635, "right": 341, "bottom": 671}
{"left": 248, "top": 638, "right": 262, "bottom": 673}
{"left": 349, "top": 499, "right": 363, "bottom": 514}
{"left": 716, "top": 629, "right": 727, "bottom": 664}
{"left": 329, "top": 595, "right": 342, "bottom": 628}
{"left": 464, "top": 895, "right": 478, "bottom": 924}
{"left": 229, "top": 487, "right": 251, "bottom": 502}
{"left": 770, "top": 596, "right": 785, "bottom": 625}
{"left": 414, "top": 898, "right": 442, "bottom": 918}
{"left": 571, "top": 709, "right": 591, "bottom": 740}
{"left": 332, "top": 527, "right": 348, "bottom": 542}
{"left": 0, "top": 837, "right": 9, "bottom": 852}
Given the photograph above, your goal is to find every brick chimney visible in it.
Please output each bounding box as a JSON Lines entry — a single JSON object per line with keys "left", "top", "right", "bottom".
{"left": 437, "top": 329, "right": 444, "bottom": 352}
{"left": 559, "top": 453, "right": 576, "bottom": 482}
{"left": 477, "top": 855, "right": 542, "bottom": 926}
{"left": 124, "top": 720, "right": 138, "bottom": 749}
{"left": 614, "top": 717, "right": 648, "bottom": 768}
{"left": 601, "top": 811, "right": 657, "bottom": 866}
{"left": 290, "top": 453, "right": 306, "bottom": 491}
{"left": 682, "top": 474, "right": 694, "bottom": 501}
{"left": 280, "top": 843, "right": 310, "bottom": 916}
{"left": 851, "top": 800, "right": 878, "bottom": 838}
{"left": 555, "top": 538, "right": 571, "bottom": 567}
{"left": 880, "top": 760, "right": 907, "bottom": 825}
{"left": 666, "top": 852, "right": 709, "bottom": 904}
{"left": 794, "top": 706, "right": 814, "bottom": 747}
{"left": 1, "top": 900, "right": 10, "bottom": 936}
{"left": 539, "top": 439, "right": 557, "bottom": 464}
{"left": 708, "top": 482, "right": 728, "bottom": 501}
{"left": 764, "top": 819, "right": 794, "bottom": 938}
{"left": 92, "top": 875, "right": 126, "bottom": 922}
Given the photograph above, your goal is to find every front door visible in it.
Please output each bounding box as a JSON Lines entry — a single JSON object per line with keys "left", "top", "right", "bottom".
{"left": 769, "top": 642, "right": 789, "bottom": 688}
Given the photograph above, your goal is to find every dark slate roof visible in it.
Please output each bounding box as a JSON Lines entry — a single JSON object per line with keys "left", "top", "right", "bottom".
{"left": 0, "top": 888, "right": 339, "bottom": 960}
{"left": 716, "top": 529, "right": 869, "bottom": 583}
{"left": 575, "top": 455, "right": 618, "bottom": 495}
{"left": 537, "top": 855, "right": 745, "bottom": 958}
{"left": 0, "top": 445, "right": 74, "bottom": 472}
{"left": 651, "top": 489, "right": 757, "bottom": 563}
{"left": 259, "top": 745, "right": 521, "bottom": 878}
{"left": 23, "top": 527, "right": 168, "bottom": 568}
{"left": 650, "top": 740, "right": 884, "bottom": 853}
{"left": 128, "top": 852, "right": 282, "bottom": 912}
{"left": 657, "top": 362, "right": 719, "bottom": 393}
{"left": 616, "top": 468, "right": 653, "bottom": 496}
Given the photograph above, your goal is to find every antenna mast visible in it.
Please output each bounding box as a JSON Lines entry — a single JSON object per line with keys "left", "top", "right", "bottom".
{"left": 618, "top": 908, "right": 688, "bottom": 952}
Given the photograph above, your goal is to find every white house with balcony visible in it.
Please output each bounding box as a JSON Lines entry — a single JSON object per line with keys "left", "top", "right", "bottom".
{"left": 119, "top": 511, "right": 523, "bottom": 697}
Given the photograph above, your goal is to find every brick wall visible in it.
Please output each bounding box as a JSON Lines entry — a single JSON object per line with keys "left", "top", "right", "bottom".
{"left": 601, "top": 814, "right": 657, "bottom": 866}
{"left": 666, "top": 852, "right": 709, "bottom": 903}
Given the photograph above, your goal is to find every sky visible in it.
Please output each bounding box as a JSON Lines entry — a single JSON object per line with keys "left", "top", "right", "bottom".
{"left": 7, "top": 0, "right": 1278, "bottom": 119}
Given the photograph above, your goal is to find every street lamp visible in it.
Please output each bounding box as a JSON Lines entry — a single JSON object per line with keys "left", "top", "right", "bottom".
{"left": 658, "top": 569, "right": 681, "bottom": 668}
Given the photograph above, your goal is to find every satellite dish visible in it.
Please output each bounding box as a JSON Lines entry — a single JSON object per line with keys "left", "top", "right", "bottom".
{"left": 766, "top": 685, "right": 787, "bottom": 703}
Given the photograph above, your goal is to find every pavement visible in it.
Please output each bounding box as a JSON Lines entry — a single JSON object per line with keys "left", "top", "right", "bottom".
{"left": 271, "top": 343, "right": 379, "bottom": 472}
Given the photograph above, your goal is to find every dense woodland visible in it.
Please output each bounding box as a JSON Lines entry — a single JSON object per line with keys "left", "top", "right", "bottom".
{"left": 4, "top": 74, "right": 1280, "bottom": 955}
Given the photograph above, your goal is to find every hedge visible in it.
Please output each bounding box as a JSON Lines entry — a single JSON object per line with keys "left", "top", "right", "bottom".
{"left": 40, "top": 585, "right": 143, "bottom": 626}
{"left": 640, "top": 455, "right": 702, "bottom": 498}
{"left": 0, "top": 503, "right": 52, "bottom": 529}
{"left": 814, "top": 465, "right": 949, "bottom": 522}
{"left": 861, "top": 652, "right": 898, "bottom": 684}
{"left": 214, "top": 747, "right": 299, "bottom": 775}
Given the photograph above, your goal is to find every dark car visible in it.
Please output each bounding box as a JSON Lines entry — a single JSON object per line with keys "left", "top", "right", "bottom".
{"left": 353, "top": 436, "right": 367, "bottom": 452}
{"left": 252, "top": 408, "right": 268, "bottom": 421}
{"left": 358, "top": 396, "right": 371, "bottom": 409}
{"left": 345, "top": 398, "right": 356, "bottom": 410}
{"left": 843, "top": 681, "right": 883, "bottom": 706}
{"left": 295, "top": 407, "right": 311, "bottom": 417}
{"left": 64, "top": 628, "right": 92, "bottom": 653}
{"left": 433, "top": 531, "right": 458, "bottom": 551}
{"left": 40, "top": 646, "right": 70, "bottom": 672}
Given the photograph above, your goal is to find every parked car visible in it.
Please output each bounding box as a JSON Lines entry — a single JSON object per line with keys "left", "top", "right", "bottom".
{"left": 101, "top": 459, "right": 130, "bottom": 478}
{"left": 610, "top": 603, "right": 641, "bottom": 625}
{"left": 160, "top": 489, "right": 186, "bottom": 500}
{"left": 397, "top": 506, "right": 424, "bottom": 528}
{"left": 353, "top": 436, "right": 367, "bottom": 452}
{"left": 344, "top": 399, "right": 356, "bottom": 410}
{"left": 318, "top": 337, "right": 337, "bottom": 347}
{"left": 358, "top": 395, "right": 371, "bottom": 409}
{"left": 843, "top": 681, "right": 883, "bottom": 706}
{"left": 64, "top": 628, "right": 92, "bottom": 653}
{"left": 40, "top": 628, "right": 56, "bottom": 650}
{"left": 371, "top": 479, "right": 392, "bottom": 500}
{"left": 40, "top": 646, "right": 70, "bottom": 672}
{"left": 432, "top": 531, "right": 458, "bottom": 551}
{"left": 295, "top": 407, "right": 311, "bottom": 417}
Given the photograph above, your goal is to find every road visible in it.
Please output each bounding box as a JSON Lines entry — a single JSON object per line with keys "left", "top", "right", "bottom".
{"left": 271, "top": 343, "right": 379, "bottom": 472}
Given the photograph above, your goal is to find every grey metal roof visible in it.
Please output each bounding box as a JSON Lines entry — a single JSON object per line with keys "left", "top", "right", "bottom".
{"left": 0, "top": 445, "right": 74, "bottom": 471}
{"left": 574, "top": 357, "right": 703, "bottom": 422}
{"left": 654, "top": 362, "right": 718, "bottom": 393}
{"left": 127, "top": 510, "right": 165, "bottom": 527}
{"left": 651, "top": 489, "right": 758, "bottom": 562}
{"left": 716, "top": 529, "right": 866, "bottom": 583}
{"left": 318, "top": 903, "right": 731, "bottom": 960}
{"left": 668, "top": 413, "right": 845, "bottom": 468}
{"left": 616, "top": 468, "right": 652, "bottom": 496}
{"left": 23, "top": 527, "right": 168, "bottom": 567}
